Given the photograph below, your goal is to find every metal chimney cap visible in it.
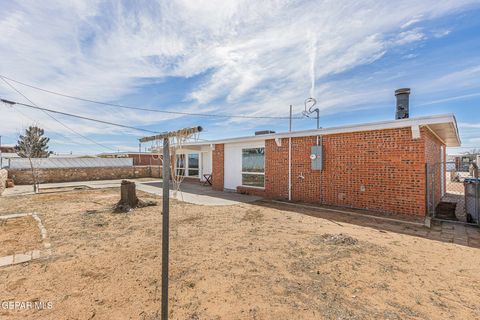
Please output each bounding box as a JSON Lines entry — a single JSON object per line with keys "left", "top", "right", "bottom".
{"left": 395, "top": 88, "right": 411, "bottom": 96}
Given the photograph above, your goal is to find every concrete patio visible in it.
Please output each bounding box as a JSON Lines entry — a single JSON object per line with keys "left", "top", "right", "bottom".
{"left": 2, "top": 178, "right": 261, "bottom": 206}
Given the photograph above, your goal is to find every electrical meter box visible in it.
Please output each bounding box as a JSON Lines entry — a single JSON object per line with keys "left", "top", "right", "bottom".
{"left": 310, "top": 145, "right": 323, "bottom": 170}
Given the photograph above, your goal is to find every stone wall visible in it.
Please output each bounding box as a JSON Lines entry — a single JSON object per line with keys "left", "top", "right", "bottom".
{"left": 0, "top": 169, "right": 7, "bottom": 195}
{"left": 7, "top": 166, "right": 162, "bottom": 185}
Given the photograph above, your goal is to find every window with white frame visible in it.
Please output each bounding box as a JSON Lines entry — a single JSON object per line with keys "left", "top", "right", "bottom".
{"left": 175, "top": 153, "right": 199, "bottom": 177}
{"left": 175, "top": 154, "right": 185, "bottom": 176}
{"left": 241, "top": 147, "right": 265, "bottom": 188}
{"left": 187, "top": 153, "right": 199, "bottom": 177}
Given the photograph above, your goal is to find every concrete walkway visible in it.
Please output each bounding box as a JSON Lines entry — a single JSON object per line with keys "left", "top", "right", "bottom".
{"left": 2, "top": 178, "right": 261, "bottom": 206}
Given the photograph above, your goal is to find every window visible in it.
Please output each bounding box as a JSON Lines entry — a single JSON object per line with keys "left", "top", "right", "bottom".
{"left": 176, "top": 154, "right": 185, "bottom": 176}
{"left": 175, "top": 153, "right": 199, "bottom": 177}
{"left": 188, "top": 153, "right": 199, "bottom": 177}
{"left": 242, "top": 147, "right": 265, "bottom": 188}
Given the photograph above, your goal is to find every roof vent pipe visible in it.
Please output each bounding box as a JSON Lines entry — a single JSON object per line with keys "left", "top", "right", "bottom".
{"left": 395, "top": 88, "right": 410, "bottom": 120}
{"left": 255, "top": 130, "right": 275, "bottom": 135}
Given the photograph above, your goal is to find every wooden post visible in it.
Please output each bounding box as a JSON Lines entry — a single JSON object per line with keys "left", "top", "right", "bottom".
{"left": 120, "top": 180, "right": 138, "bottom": 208}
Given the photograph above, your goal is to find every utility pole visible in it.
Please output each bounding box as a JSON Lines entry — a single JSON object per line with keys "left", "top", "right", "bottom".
{"left": 289, "top": 105, "right": 292, "bottom": 132}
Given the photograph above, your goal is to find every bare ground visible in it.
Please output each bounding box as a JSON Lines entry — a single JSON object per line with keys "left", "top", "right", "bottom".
{"left": 0, "top": 188, "right": 479, "bottom": 319}
{"left": 0, "top": 216, "right": 42, "bottom": 256}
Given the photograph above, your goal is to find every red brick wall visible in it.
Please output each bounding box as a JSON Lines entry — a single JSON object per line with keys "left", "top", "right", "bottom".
{"left": 264, "top": 139, "right": 289, "bottom": 199}
{"left": 212, "top": 144, "right": 224, "bottom": 191}
{"left": 285, "top": 128, "right": 427, "bottom": 216}
{"left": 211, "top": 127, "right": 446, "bottom": 217}
{"left": 424, "top": 128, "right": 446, "bottom": 211}
{"left": 130, "top": 154, "right": 162, "bottom": 166}
{"left": 269, "top": 129, "right": 424, "bottom": 215}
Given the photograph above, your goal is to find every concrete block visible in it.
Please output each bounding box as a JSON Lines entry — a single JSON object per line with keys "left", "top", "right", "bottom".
{"left": 13, "top": 253, "right": 31, "bottom": 264}
{"left": 0, "top": 255, "right": 14, "bottom": 267}
{"left": 31, "top": 250, "right": 41, "bottom": 259}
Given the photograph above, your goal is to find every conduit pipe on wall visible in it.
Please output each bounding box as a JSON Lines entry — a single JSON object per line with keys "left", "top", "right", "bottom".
{"left": 288, "top": 105, "right": 292, "bottom": 201}
{"left": 319, "top": 135, "right": 323, "bottom": 203}
{"left": 288, "top": 137, "right": 292, "bottom": 201}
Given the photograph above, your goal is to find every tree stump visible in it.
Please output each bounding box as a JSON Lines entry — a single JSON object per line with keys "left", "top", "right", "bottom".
{"left": 120, "top": 180, "right": 138, "bottom": 208}
{"left": 114, "top": 180, "right": 157, "bottom": 213}
{"left": 113, "top": 180, "right": 139, "bottom": 212}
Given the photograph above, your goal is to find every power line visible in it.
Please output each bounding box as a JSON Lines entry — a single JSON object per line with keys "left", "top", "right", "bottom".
{"left": 1, "top": 98, "right": 158, "bottom": 134}
{"left": 10, "top": 103, "right": 94, "bottom": 149}
{"left": 1, "top": 89, "right": 94, "bottom": 149}
{"left": 0, "top": 74, "right": 305, "bottom": 120}
{"left": 6, "top": 93, "right": 116, "bottom": 151}
{"left": 0, "top": 77, "right": 118, "bottom": 152}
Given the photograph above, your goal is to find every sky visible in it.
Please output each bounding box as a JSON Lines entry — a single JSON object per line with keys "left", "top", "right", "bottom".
{"left": 0, "top": 0, "right": 479, "bottom": 155}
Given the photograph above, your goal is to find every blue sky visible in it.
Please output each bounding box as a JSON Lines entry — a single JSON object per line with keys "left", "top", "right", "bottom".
{"left": 0, "top": 0, "right": 479, "bottom": 155}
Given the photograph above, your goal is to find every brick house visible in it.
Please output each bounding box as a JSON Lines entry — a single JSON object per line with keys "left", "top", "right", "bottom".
{"left": 98, "top": 152, "right": 162, "bottom": 166}
{"left": 174, "top": 113, "right": 460, "bottom": 217}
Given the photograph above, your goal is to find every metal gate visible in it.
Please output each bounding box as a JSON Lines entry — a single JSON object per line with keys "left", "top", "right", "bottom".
{"left": 426, "top": 161, "right": 480, "bottom": 225}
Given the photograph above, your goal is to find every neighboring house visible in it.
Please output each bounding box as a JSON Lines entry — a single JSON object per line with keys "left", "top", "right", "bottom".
{"left": 98, "top": 152, "right": 162, "bottom": 166}
{"left": 447, "top": 153, "right": 478, "bottom": 172}
{"left": 50, "top": 153, "right": 96, "bottom": 158}
{"left": 0, "top": 145, "right": 17, "bottom": 153}
{"left": 169, "top": 91, "right": 460, "bottom": 218}
{"left": 0, "top": 145, "right": 19, "bottom": 168}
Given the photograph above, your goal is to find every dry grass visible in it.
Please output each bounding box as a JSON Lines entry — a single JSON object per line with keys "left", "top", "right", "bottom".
{"left": 0, "top": 188, "right": 479, "bottom": 319}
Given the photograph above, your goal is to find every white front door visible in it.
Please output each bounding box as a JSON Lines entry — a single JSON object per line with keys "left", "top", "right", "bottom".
{"left": 200, "top": 151, "right": 212, "bottom": 181}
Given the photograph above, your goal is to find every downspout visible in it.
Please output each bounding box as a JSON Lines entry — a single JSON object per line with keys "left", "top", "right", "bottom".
{"left": 288, "top": 137, "right": 292, "bottom": 201}
{"left": 319, "top": 135, "right": 323, "bottom": 204}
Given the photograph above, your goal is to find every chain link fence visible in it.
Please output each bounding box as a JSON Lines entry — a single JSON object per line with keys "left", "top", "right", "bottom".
{"left": 427, "top": 161, "right": 479, "bottom": 225}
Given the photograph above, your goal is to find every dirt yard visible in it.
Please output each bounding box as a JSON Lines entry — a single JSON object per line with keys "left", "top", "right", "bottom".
{"left": 1, "top": 188, "right": 480, "bottom": 319}
{"left": 0, "top": 216, "right": 42, "bottom": 257}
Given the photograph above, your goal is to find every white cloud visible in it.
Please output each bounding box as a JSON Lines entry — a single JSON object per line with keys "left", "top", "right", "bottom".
{"left": 459, "top": 122, "right": 480, "bottom": 129}
{"left": 393, "top": 28, "right": 426, "bottom": 45}
{"left": 433, "top": 29, "right": 452, "bottom": 38}
{"left": 0, "top": 0, "right": 479, "bottom": 151}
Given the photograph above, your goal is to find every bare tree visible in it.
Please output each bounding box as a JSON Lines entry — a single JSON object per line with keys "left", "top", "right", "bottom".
{"left": 17, "top": 126, "right": 51, "bottom": 192}
{"left": 463, "top": 148, "right": 480, "bottom": 155}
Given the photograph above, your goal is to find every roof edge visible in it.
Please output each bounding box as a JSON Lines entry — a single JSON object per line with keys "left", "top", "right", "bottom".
{"left": 184, "top": 114, "right": 460, "bottom": 146}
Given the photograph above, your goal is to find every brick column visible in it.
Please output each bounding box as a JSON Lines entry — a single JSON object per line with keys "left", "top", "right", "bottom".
{"left": 212, "top": 144, "right": 224, "bottom": 191}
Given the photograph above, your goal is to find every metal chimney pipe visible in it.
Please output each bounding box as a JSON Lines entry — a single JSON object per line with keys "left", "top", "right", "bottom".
{"left": 395, "top": 88, "right": 410, "bottom": 119}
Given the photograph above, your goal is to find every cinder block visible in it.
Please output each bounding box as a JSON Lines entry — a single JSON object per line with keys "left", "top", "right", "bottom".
{"left": 0, "top": 255, "right": 14, "bottom": 267}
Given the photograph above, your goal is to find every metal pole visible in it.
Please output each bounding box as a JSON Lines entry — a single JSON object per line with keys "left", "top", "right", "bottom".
{"left": 0, "top": 135, "right": 2, "bottom": 168}
{"left": 289, "top": 105, "right": 292, "bottom": 132}
{"left": 425, "top": 163, "right": 429, "bottom": 216}
{"left": 288, "top": 105, "right": 292, "bottom": 201}
{"left": 161, "top": 137, "right": 170, "bottom": 320}
{"left": 316, "top": 109, "right": 319, "bottom": 129}
{"left": 432, "top": 166, "right": 435, "bottom": 218}
{"left": 476, "top": 179, "right": 479, "bottom": 226}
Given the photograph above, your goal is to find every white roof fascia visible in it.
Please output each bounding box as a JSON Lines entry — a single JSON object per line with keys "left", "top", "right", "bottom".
{"left": 180, "top": 114, "right": 461, "bottom": 147}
